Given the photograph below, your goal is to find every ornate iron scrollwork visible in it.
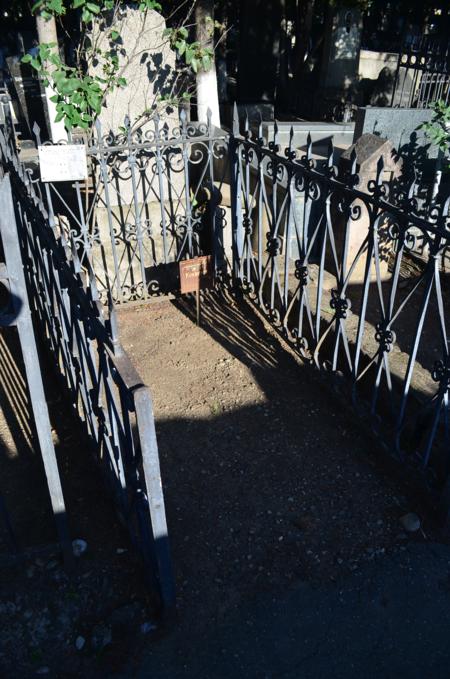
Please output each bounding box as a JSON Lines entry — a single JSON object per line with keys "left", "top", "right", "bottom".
{"left": 266, "top": 235, "right": 282, "bottom": 257}
{"left": 375, "top": 323, "right": 396, "bottom": 353}
{"left": 243, "top": 215, "right": 253, "bottom": 236}
{"left": 432, "top": 358, "right": 450, "bottom": 390}
{"left": 330, "top": 289, "right": 351, "bottom": 319}
{"left": 294, "top": 261, "right": 308, "bottom": 286}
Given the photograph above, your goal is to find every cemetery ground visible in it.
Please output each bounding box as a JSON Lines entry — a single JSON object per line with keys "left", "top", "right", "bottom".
{"left": 0, "top": 329, "right": 155, "bottom": 678}
{"left": 118, "top": 290, "right": 450, "bottom": 677}
{"left": 1, "top": 290, "right": 450, "bottom": 676}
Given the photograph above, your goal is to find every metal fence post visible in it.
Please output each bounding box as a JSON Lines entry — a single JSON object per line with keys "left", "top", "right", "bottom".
{"left": 134, "top": 387, "right": 176, "bottom": 614}
{"left": 229, "top": 103, "right": 244, "bottom": 285}
{"left": 0, "top": 174, "right": 73, "bottom": 568}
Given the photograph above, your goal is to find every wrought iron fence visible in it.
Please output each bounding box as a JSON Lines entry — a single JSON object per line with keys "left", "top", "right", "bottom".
{"left": 391, "top": 38, "right": 450, "bottom": 108}
{"left": 230, "top": 108, "right": 450, "bottom": 489}
{"left": 32, "top": 111, "right": 230, "bottom": 304}
{"left": 2, "top": 86, "right": 450, "bottom": 592}
{"left": 0, "top": 99, "right": 175, "bottom": 611}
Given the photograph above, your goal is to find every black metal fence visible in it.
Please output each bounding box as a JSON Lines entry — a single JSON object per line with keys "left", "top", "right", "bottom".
{"left": 32, "top": 112, "right": 230, "bottom": 305}
{"left": 0, "top": 99, "right": 175, "bottom": 611}
{"left": 230, "top": 108, "right": 450, "bottom": 489}
{"left": 391, "top": 38, "right": 450, "bottom": 108}
{"left": 2, "top": 90, "right": 450, "bottom": 602}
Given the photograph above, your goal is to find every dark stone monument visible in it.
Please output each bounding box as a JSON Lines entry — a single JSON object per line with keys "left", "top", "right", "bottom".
{"left": 236, "top": 0, "right": 282, "bottom": 120}
{"left": 6, "top": 57, "right": 47, "bottom": 140}
{"left": 314, "top": 7, "right": 363, "bottom": 119}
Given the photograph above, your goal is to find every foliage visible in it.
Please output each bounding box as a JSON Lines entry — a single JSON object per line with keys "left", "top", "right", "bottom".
{"left": 163, "top": 26, "right": 213, "bottom": 73}
{"left": 22, "top": 35, "right": 123, "bottom": 130}
{"left": 24, "top": 0, "right": 215, "bottom": 132}
{"left": 421, "top": 100, "right": 450, "bottom": 166}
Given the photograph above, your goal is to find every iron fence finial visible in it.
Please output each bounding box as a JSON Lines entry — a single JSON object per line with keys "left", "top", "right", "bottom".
{"left": 232, "top": 102, "right": 239, "bottom": 136}
{"left": 306, "top": 132, "right": 312, "bottom": 160}
{"left": 32, "top": 121, "right": 41, "bottom": 146}
{"left": 327, "top": 137, "right": 335, "bottom": 173}
{"left": 350, "top": 147, "right": 357, "bottom": 174}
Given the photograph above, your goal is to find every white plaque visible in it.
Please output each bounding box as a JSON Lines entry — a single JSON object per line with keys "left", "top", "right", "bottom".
{"left": 38, "top": 144, "right": 88, "bottom": 183}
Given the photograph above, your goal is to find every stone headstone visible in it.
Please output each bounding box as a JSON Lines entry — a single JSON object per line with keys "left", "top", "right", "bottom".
{"left": 369, "top": 66, "right": 396, "bottom": 106}
{"left": 6, "top": 57, "right": 47, "bottom": 138}
{"left": 89, "top": 6, "right": 176, "bottom": 134}
{"left": 315, "top": 7, "right": 363, "bottom": 117}
{"left": 236, "top": 0, "right": 281, "bottom": 107}
{"left": 330, "top": 134, "right": 402, "bottom": 284}
{"left": 88, "top": 7, "right": 181, "bottom": 291}
{"left": 353, "top": 107, "right": 438, "bottom": 162}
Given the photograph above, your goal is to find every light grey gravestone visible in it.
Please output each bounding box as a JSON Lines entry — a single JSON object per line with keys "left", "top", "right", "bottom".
{"left": 353, "top": 107, "right": 438, "bottom": 160}
{"left": 90, "top": 6, "right": 176, "bottom": 134}
{"left": 88, "top": 7, "right": 182, "bottom": 292}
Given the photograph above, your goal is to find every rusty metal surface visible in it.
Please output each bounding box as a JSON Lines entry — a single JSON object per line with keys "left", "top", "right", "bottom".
{"left": 179, "top": 255, "right": 214, "bottom": 294}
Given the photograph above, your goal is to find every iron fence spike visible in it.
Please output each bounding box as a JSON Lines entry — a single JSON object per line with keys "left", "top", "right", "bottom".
{"left": 232, "top": 102, "right": 239, "bottom": 135}
{"left": 289, "top": 125, "right": 294, "bottom": 147}
{"left": 376, "top": 155, "right": 384, "bottom": 181}
{"left": 306, "top": 132, "right": 312, "bottom": 159}
{"left": 327, "top": 137, "right": 334, "bottom": 168}
{"left": 244, "top": 108, "right": 249, "bottom": 131}
{"left": 94, "top": 118, "right": 102, "bottom": 141}
{"left": 32, "top": 121, "right": 42, "bottom": 146}
{"left": 206, "top": 107, "right": 212, "bottom": 134}
{"left": 328, "top": 136, "right": 334, "bottom": 156}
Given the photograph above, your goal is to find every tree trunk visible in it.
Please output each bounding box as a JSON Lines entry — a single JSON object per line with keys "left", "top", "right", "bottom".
{"left": 195, "top": 0, "right": 221, "bottom": 128}
{"left": 35, "top": 12, "right": 67, "bottom": 142}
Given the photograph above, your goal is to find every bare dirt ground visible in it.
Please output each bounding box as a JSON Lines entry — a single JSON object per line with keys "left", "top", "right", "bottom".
{"left": 0, "top": 287, "right": 443, "bottom": 678}
{"left": 117, "top": 288, "right": 434, "bottom": 635}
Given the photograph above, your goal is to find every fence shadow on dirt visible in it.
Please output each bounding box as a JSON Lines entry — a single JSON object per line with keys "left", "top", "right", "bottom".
{"left": 121, "top": 290, "right": 435, "bottom": 632}
{"left": 173, "top": 275, "right": 450, "bottom": 490}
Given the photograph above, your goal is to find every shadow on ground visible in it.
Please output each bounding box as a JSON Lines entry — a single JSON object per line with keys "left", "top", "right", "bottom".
{"left": 116, "top": 289, "right": 450, "bottom": 678}
{"left": 0, "top": 327, "right": 155, "bottom": 677}
{"left": 130, "top": 540, "right": 450, "bottom": 679}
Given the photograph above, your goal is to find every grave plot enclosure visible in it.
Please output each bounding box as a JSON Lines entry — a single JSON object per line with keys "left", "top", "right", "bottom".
{"left": 1, "top": 96, "right": 450, "bottom": 607}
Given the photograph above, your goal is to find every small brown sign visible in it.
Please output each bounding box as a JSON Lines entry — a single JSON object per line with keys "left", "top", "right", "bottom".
{"left": 179, "top": 255, "right": 213, "bottom": 294}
